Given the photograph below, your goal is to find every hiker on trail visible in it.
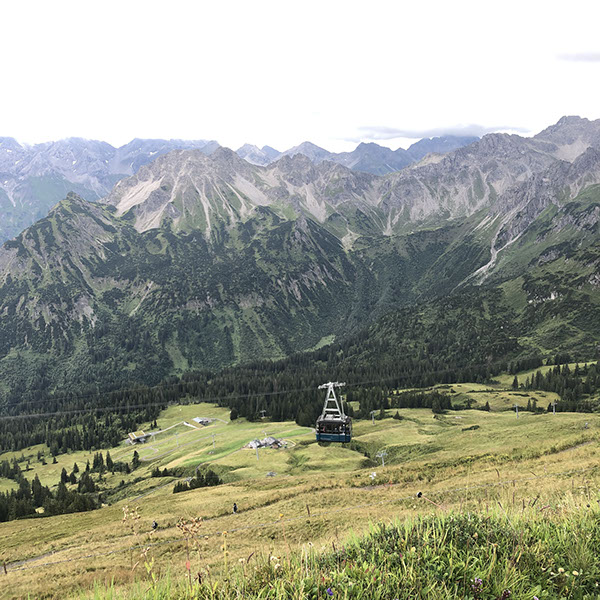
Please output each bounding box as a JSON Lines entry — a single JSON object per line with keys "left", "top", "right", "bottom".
{"left": 233, "top": 503, "right": 238, "bottom": 514}
{"left": 152, "top": 520, "right": 158, "bottom": 530}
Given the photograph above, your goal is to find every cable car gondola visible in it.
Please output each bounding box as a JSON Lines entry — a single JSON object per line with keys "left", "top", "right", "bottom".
{"left": 315, "top": 381, "right": 352, "bottom": 443}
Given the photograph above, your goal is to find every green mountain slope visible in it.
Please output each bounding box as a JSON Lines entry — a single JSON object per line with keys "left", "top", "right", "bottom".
{"left": 0, "top": 186, "right": 497, "bottom": 404}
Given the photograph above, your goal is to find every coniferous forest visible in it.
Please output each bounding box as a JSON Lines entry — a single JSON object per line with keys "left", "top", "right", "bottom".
{"left": 2, "top": 286, "right": 599, "bottom": 458}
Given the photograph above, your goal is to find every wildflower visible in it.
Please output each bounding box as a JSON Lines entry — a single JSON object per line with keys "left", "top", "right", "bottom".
{"left": 326, "top": 588, "right": 334, "bottom": 596}
{"left": 410, "top": 546, "right": 416, "bottom": 553}
{"left": 573, "top": 571, "right": 579, "bottom": 576}
{"left": 471, "top": 577, "right": 483, "bottom": 592}
{"left": 558, "top": 568, "right": 565, "bottom": 573}
{"left": 369, "top": 472, "right": 377, "bottom": 480}
{"left": 534, "top": 597, "right": 539, "bottom": 600}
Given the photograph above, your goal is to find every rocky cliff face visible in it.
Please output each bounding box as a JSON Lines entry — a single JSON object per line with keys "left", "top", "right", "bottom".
{"left": 104, "top": 148, "right": 380, "bottom": 237}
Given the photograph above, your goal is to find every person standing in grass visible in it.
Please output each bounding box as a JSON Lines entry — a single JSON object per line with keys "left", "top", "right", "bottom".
{"left": 233, "top": 503, "right": 238, "bottom": 514}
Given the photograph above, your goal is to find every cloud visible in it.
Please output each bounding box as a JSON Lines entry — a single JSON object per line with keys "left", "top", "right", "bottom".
{"left": 345, "top": 123, "right": 529, "bottom": 142}
{"left": 557, "top": 52, "right": 600, "bottom": 62}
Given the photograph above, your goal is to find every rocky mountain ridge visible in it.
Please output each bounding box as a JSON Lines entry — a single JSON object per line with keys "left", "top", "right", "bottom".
{"left": 0, "top": 134, "right": 478, "bottom": 244}
{"left": 102, "top": 117, "right": 600, "bottom": 247}
{"left": 237, "top": 135, "right": 481, "bottom": 174}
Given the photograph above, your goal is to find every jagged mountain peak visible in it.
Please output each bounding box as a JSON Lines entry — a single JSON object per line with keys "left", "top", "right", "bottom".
{"left": 0, "top": 137, "right": 24, "bottom": 150}
{"left": 236, "top": 144, "right": 281, "bottom": 166}
{"left": 534, "top": 115, "right": 600, "bottom": 152}
{"left": 50, "top": 190, "right": 88, "bottom": 209}
{"left": 237, "top": 143, "right": 260, "bottom": 153}
{"left": 537, "top": 115, "right": 592, "bottom": 135}
{"left": 280, "top": 141, "right": 333, "bottom": 162}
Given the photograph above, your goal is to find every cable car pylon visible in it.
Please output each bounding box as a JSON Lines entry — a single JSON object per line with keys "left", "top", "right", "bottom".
{"left": 315, "top": 381, "right": 352, "bottom": 443}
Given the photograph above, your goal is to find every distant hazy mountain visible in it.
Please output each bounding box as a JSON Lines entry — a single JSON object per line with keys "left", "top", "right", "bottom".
{"left": 0, "top": 137, "right": 218, "bottom": 243}
{"left": 236, "top": 144, "right": 281, "bottom": 166}
{"left": 406, "top": 135, "right": 479, "bottom": 161}
{"left": 235, "top": 136, "right": 480, "bottom": 175}
{"left": 110, "top": 138, "right": 218, "bottom": 175}
{"left": 329, "top": 142, "right": 413, "bottom": 175}
{"left": 279, "top": 141, "right": 334, "bottom": 162}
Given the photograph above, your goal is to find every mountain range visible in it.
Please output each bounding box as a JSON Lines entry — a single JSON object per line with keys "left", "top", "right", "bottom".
{"left": 0, "top": 135, "right": 478, "bottom": 244}
{"left": 234, "top": 136, "right": 479, "bottom": 171}
{"left": 1, "top": 116, "right": 600, "bottom": 405}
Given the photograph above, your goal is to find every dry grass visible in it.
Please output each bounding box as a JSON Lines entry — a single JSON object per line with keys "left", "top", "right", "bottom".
{"left": 1, "top": 404, "right": 599, "bottom": 598}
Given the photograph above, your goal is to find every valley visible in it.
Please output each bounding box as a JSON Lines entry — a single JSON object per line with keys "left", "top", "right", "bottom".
{"left": 2, "top": 116, "right": 600, "bottom": 599}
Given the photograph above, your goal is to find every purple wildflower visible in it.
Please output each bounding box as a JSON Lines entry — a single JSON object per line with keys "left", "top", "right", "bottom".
{"left": 326, "top": 588, "right": 333, "bottom": 596}
{"left": 471, "top": 577, "right": 483, "bottom": 589}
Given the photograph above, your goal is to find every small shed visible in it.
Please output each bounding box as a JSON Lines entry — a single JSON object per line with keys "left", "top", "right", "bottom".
{"left": 128, "top": 430, "right": 151, "bottom": 444}
{"left": 247, "top": 436, "right": 284, "bottom": 449}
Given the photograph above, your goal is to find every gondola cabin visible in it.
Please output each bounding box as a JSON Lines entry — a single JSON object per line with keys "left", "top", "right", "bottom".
{"left": 315, "top": 381, "right": 352, "bottom": 443}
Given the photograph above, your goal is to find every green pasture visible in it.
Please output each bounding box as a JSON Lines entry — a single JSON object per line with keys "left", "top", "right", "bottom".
{"left": 2, "top": 380, "right": 600, "bottom": 599}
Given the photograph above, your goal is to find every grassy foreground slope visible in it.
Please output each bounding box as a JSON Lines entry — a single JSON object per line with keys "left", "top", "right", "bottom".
{"left": 86, "top": 505, "right": 600, "bottom": 600}
{"left": 1, "top": 391, "right": 600, "bottom": 599}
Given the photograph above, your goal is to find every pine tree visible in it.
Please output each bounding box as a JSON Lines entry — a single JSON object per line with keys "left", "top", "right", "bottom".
{"left": 512, "top": 376, "right": 519, "bottom": 389}
{"left": 106, "top": 451, "right": 114, "bottom": 472}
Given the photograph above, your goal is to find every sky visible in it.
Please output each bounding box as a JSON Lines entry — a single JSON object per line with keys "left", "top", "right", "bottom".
{"left": 1, "top": 0, "right": 600, "bottom": 153}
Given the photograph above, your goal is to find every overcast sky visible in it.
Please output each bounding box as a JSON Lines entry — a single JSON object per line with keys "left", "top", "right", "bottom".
{"left": 2, "top": 0, "right": 599, "bottom": 152}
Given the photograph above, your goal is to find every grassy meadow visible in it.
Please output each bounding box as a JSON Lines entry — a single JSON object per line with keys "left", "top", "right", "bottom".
{"left": 1, "top": 374, "right": 600, "bottom": 599}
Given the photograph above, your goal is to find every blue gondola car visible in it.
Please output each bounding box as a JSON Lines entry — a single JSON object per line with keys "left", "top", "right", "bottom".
{"left": 315, "top": 381, "right": 352, "bottom": 443}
